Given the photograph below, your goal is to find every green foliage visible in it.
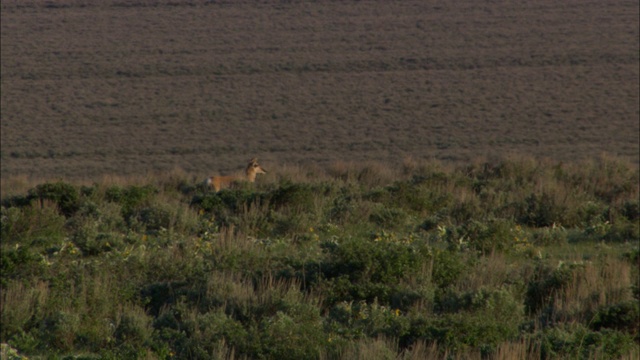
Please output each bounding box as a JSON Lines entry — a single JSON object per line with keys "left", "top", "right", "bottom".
{"left": 325, "top": 186, "right": 361, "bottom": 224}
{"left": 1, "top": 343, "right": 30, "bottom": 360}
{"left": 1, "top": 204, "right": 66, "bottom": 245}
{"left": 459, "top": 218, "right": 513, "bottom": 252}
{"left": 1, "top": 158, "right": 639, "bottom": 359}
{"left": 27, "top": 181, "right": 79, "bottom": 217}
{"left": 519, "top": 192, "right": 566, "bottom": 227}
{"left": 259, "top": 305, "right": 325, "bottom": 360}
{"left": 191, "top": 188, "right": 261, "bottom": 229}
{"left": 321, "top": 236, "right": 422, "bottom": 285}
{"left": 368, "top": 206, "right": 410, "bottom": 230}
{"left": 326, "top": 300, "right": 410, "bottom": 341}
{"left": 531, "top": 224, "right": 568, "bottom": 246}
{"left": 0, "top": 245, "right": 46, "bottom": 286}
{"left": 525, "top": 261, "right": 577, "bottom": 315}
{"left": 408, "top": 305, "right": 522, "bottom": 356}
{"left": 370, "top": 177, "right": 452, "bottom": 214}
{"left": 105, "top": 184, "right": 157, "bottom": 219}
{"left": 114, "top": 312, "right": 151, "bottom": 347}
{"left": 620, "top": 200, "right": 639, "bottom": 221}
{"left": 591, "top": 301, "right": 640, "bottom": 337}
{"left": 431, "top": 249, "right": 466, "bottom": 288}
{"left": 536, "top": 324, "right": 637, "bottom": 359}
{"left": 269, "top": 181, "right": 320, "bottom": 212}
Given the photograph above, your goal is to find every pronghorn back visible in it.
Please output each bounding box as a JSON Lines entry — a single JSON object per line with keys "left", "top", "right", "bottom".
{"left": 206, "top": 158, "right": 267, "bottom": 192}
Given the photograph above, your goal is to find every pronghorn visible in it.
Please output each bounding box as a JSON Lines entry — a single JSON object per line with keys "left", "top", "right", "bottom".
{"left": 205, "top": 158, "right": 267, "bottom": 192}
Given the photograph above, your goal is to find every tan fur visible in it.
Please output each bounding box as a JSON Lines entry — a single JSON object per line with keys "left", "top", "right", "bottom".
{"left": 206, "top": 158, "right": 267, "bottom": 192}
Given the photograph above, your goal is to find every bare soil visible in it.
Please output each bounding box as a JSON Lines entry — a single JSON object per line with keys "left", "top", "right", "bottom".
{"left": 1, "top": 0, "right": 638, "bottom": 180}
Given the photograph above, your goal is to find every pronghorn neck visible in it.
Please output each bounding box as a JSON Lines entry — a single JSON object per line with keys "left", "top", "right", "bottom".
{"left": 246, "top": 167, "right": 258, "bottom": 182}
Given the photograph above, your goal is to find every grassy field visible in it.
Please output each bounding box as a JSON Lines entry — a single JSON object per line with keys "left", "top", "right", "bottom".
{"left": 1, "top": 157, "right": 639, "bottom": 359}
{"left": 1, "top": 0, "right": 638, "bottom": 180}
{"left": 1, "top": 1, "right": 639, "bottom": 359}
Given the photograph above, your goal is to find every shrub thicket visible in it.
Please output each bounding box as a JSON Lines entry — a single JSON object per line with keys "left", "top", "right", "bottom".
{"left": 1, "top": 158, "right": 638, "bottom": 359}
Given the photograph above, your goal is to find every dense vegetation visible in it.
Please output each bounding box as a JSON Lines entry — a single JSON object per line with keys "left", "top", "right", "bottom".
{"left": 1, "top": 157, "right": 639, "bottom": 359}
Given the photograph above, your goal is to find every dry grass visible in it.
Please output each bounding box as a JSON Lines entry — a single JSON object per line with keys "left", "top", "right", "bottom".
{"left": 1, "top": 0, "right": 638, "bottom": 181}
{"left": 553, "top": 257, "right": 633, "bottom": 323}
{"left": 456, "top": 252, "right": 518, "bottom": 292}
{"left": 1, "top": 281, "right": 50, "bottom": 334}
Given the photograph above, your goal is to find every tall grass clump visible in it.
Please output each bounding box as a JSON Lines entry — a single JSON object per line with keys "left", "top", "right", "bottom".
{"left": 1, "top": 156, "right": 638, "bottom": 359}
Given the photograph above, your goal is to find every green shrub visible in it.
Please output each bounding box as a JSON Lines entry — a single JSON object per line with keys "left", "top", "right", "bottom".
{"left": 39, "top": 311, "right": 80, "bottom": 352}
{"left": 1, "top": 194, "right": 32, "bottom": 209}
{"left": 368, "top": 179, "right": 452, "bottom": 214}
{"left": 576, "top": 201, "right": 609, "bottom": 226}
{"left": 1, "top": 245, "right": 46, "bottom": 285}
{"left": 266, "top": 211, "right": 308, "bottom": 238}
{"left": 195, "top": 310, "right": 248, "bottom": 353}
{"left": 132, "top": 205, "right": 174, "bottom": 234}
{"left": 27, "top": 181, "right": 79, "bottom": 217}
{"left": 259, "top": 305, "right": 325, "bottom": 360}
{"left": 141, "top": 281, "right": 194, "bottom": 317}
{"left": 1, "top": 204, "right": 66, "bottom": 245}
{"left": 518, "top": 192, "right": 567, "bottom": 227}
{"left": 269, "top": 181, "right": 320, "bottom": 212}
{"left": 113, "top": 309, "right": 152, "bottom": 347}
{"left": 1, "top": 160, "right": 638, "bottom": 360}
{"left": 435, "top": 288, "right": 524, "bottom": 325}
{"left": 326, "top": 300, "right": 410, "bottom": 342}
{"left": 591, "top": 301, "right": 639, "bottom": 336}
{"left": 536, "top": 324, "right": 637, "bottom": 359}
{"left": 321, "top": 237, "right": 422, "bottom": 285}
{"left": 431, "top": 249, "right": 466, "bottom": 289}
{"left": 192, "top": 188, "right": 262, "bottom": 229}
{"left": 215, "top": 188, "right": 260, "bottom": 212}
{"left": 531, "top": 224, "right": 568, "bottom": 246}
{"left": 316, "top": 233, "right": 429, "bottom": 307}
{"left": 448, "top": 198, "right": 483, "bottom": 224}
{"left": 321, "top": 276, "right": 395, "bottom": 308}
{"left": 525, "top": 261, "right": 577, "bottom": 316}
{"left": 105, "top": 184, "right": 157, "bottom": 219}
{"left": 368, "top": 206, "right": 410, "bottom": 230}
{"left": 71, "top": 219, "right": 124, "bottom": 256}
{"left": 602, "top": 220, "right": 640, "bottom": 243}
{"left": 620, "top": 200, "right": 639, "bottom": 221}
{"left": 419, "top": 215, "right": 441, "bottom": 232}
{"left": 459, "top": 218, "right": 513, "bottom": 253}
{"left": 407, "top": 309, "right": 521, "bottom": 356}
{"left": 326, "top": 192, "right": 354, "bottom": 224}
{"left": 1, "top": 342, "right": 31, "bottom": 360}
{"left": 6, "top": 331, "right": 40, "bottom": 357}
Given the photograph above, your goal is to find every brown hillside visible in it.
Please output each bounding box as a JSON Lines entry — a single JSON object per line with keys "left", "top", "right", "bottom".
{"left": 1, "top": 0, "right": 638, "bottom": 180}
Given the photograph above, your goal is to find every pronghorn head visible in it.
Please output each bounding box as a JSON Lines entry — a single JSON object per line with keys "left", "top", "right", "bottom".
{"left": 246, "top": 158, "right": 267, "bottom": 178}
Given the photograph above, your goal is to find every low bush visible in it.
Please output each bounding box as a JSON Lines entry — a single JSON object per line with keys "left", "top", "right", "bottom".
{"left": 407, "top": 309, "right": 522, "bottom": 357}
{"left": 27, "top": 181, "right": 79, "bottom": 217}
{"left": 525, "top": 261, "right": 576, "bottom": 315}
{"left": 1, "top": 158, "right": 638, "bottom": 359}
{"left": 105, "top": 184, "right": 157, "bottom": 220}
{"left": 591, "top": 301, "right": 640, "bottom": 337}
{"left": 268, "top": 181, "right": 320, "bottom": 212}
{"left": 536, "top": 324, "right": 638, "bottom": 359}
{"left": 368, "top": 205, "right": 410, "bottom": 230}
{"left": 518, "top": 192, "right": 567, "bottom": 228}
{"left": 431, "top": 249, "right": 466, "bottom": 289}
{"left": 320, "top": 236, "right": 423, "bottom": 285}
{"left": 1, "top": 204, "right": 66, "bottom": 246}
